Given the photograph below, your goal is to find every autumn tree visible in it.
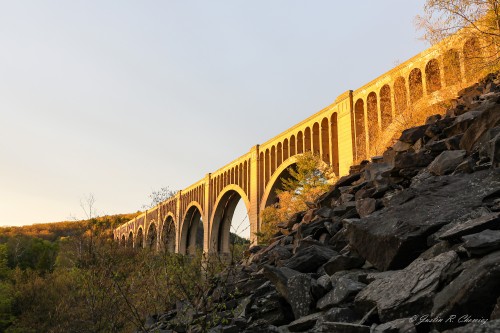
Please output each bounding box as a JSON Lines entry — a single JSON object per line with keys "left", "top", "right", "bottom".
{"left": 417, "top": 0, "right": 500, "bottom": 71}
{"left": 259, "top": 152, "right": 335, "bottom": 243}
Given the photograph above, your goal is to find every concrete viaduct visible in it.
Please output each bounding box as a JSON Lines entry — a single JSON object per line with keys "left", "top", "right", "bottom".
{"left": 114, "top": 33, "right": 485, "bottom": 255}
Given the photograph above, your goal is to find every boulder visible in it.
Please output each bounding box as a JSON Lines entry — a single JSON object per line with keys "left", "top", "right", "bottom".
{"left": 322, "top": 307, "right": 359, "bottom": 323}
{"left": 393, "top": 151, "right": 436, "bottom": 170}
{"left": 346, "top": 170, "right": 500, "bottom": 271}
{"left": 355, "top": 251, "right": 459, "bottom": 322}
{"left": 460, "top": 103, "right": 500, "bottom": 152}
{"left": 316, "top": 277, "right": 366, "bottom": 310}
{"left": 287, "top": 274, "right": 314, "bottom": 319}
{"left": 399, "top": 124, "right": 430, "bottom": 144}
{"left": 439, "top": 212, "right": 500, "bottom": 241}
{"left": 283, "top": 245, "right": 337, "bottom": 273}
{"left": 355, "top": 198, "right": 378, "bottom": 218}
{"left": 322, "top": 253, "right": 365, "bottom": 276}
{"left": 432, "top": 251, "right": 500, "bottom": 330}
{"left": 285, "top": 312, "right": 323, "bottom": 332}
{"left": 462, "top": 229, "right": 500, "bottom": 256}
{"left": 427, "top": 150, "right": 466, "bottom": 176}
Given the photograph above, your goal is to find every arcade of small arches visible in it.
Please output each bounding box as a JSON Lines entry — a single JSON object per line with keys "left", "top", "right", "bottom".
{"left": 114, "top": 34, "right": 486, "bottom": 255}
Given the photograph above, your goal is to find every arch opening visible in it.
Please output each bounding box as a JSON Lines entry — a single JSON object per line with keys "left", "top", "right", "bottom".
{"left": 380, "top": 84, "right": 392, "bottom": 128}
{"left": 354, "top": 98, "right": 366, "bottom": 162}
{"left": 367, "top": 92, "right": 379, "bottom": 147}
{"left": 409, "top": 68, "right": 423, "bottom": 102}
{"left": 146, "top": 222, "right": 157, "bottom": 250}
{"left": 211, "top": 190, "right": 250, "bottom": 256}
{"left": 463, "top": 37, "right": 481, "bottom": 81}
{"left": 444, "top": 49, "right": 462, "bottom": 86}
{"left": 136, "top": 227, "right": 144, "bottom": 248}
{"left": 394, "top": 76, "right": 407, "bottom": 114}
{"left": 180, "top": 205, "right": 204, "bottom": 255}
{"left": 161, "top": 215, "right": 176, "bottom": 253}
{"left": 425, "top": 59, "right": 441, "bottom": 93}
{"left": 128, "top": 231, "right": 133, "bottom": 247}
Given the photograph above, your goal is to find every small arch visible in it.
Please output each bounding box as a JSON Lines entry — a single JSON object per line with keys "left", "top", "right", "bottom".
{"left": 463, "top": 37, "right": 481, "bottom": 81}
{"left": 271, "top": 146, "right": 276, "bottom": 175}
{"left": 297, "top": 132, "right": 304, "bottom": 154}
{"left": 330, "top": 113, "right": 339, "bottom": 176}
{"left": 380, "top": 84, "right": 392, "bottom": 128}
{"left": 277, "top": 142, "right": 283, "bottom": 168}
{"left": 312, "top": 122, "right": 320, "bottom": 155}
{"left": 367, "top": 92, "right": 379, "bottom": 145}
{"left": 290, "top": 135, "right": 296, "bottom": 156}
{"left": 283, "top": 139, "right": 289, "bottom": 161}
{"left": 354, "top": 98, "right": 366, "bottom": 161}
{"left": 265, "top": 149, "right": 270, "bottom": 185}
{"left": 443, "top": 49, "right": 462, "bottom": 86}
{"left": 121, "top": 234, "right": 126, "bottom": 246}
{"left": 320, "top": 118, "right": 330, "bottom": 164}
{"left": 259, "top": 152, "right": 264, "bottom": 196}
{"left": 425, "top": 59, "right": 441, "bottom": 93}
{"left": 409, "top": 68, "right": 423, "bottom": 102}
{"left": 394, "top": 76, "right": 407, "bottom": 114}
{"left": 304, "top": 127, "right": 312, "bottom": 152}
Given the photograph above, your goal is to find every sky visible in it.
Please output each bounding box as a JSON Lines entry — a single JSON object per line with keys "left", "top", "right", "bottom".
{"left": 0, "top": 0, "right": 428, "bottom": 231}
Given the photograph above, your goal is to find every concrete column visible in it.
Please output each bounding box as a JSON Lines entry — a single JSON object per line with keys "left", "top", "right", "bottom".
{"left": 175, "top": 190, "right": 182, "bottom": 253}
{"left": 336, "top": 91, "right": 354, "bottom": 176}
{"left": 203, "top": 174, "right": 211, "bottom": 253}
{"left": 249, "top": 145, "right": 260, "bottom": 245}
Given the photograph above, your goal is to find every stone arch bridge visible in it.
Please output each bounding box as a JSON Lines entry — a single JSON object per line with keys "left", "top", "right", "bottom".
{"left": 114, "top": 34, "right": 486, "bottom": 255}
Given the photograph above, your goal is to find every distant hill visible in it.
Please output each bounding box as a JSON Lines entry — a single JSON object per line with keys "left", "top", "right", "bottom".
{"left": 0, "top": 213, "right": 140, "bottom": 243}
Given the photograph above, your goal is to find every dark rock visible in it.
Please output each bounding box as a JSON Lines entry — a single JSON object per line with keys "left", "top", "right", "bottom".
{"left": 460, "top": 103, "right": 500, "bottom": 152}
{"left": 316, "top": 274, "right": 332, "bottom": 292}
{"left": 432, "top": 251, "right": 500, "bottom": 330}
{"left": 427, "top": 150, "right": 466, "bottom": 176}
{"left": 208, "top": 325, "right": 239, "bottom": 333}
{"left": 355, "top": 198, "right": 378, "bottom": 218}
{"left": 439, "top": 212, "right": 500, "bottom": 241}
{"left": 336, "top": 172, "right": 362, "bottom": 188}
{"left": 286, "top": 312, "right": 323, "bottom": 332}
{"left": 310, "top": 322, "right": 370, "bottom": 333}
{"left": 441, "top": 319, "right": 500, "bottom": 332}
{"left": 399, "top": 124, "right": 430, "bottom": 144}
{"left": 315, "top": 207, "right": 335, "bottom": 219}
{"left": 373, "top": 318, "right": 417, "bottom": 333}
{"left": 355, "top": 251, "right": 459, "bottom": 322}
{"left": 268, "top": 246, "right": 292, "bottom": 265}
{"left": 462, "top": 229, "right": 500, "bottom": 255}
{"left": 262, "top": 265, "right": 300, "bottom": 300}
{"left": 346, "top": 170, "right": 500, "bottom": 271}
{"left": 283, "top": 245, "right": 337, "bottom": 273}
{"left": 418, "top": 240, "right": 454, "bottom": 260}
{"left": 247, "top": 290, "right": 294, "bottom": 326}
{"left": 324, "top": 221, "right": 342, "bottom": 236}
{"left": 393, "top": 151, "right": 435, "bottom": 170}
{"left": 317, "top": 277, "right": 366, "bottom": 310}
{"left": 491, "top": 297, "right": 500, "bottom": 320}
{"left": 426, "top": 114, "right": 442, "bottom": 125}
{"left": 322, "top": 253, "right": 365, "bottom": 276}
{"left": 287, "top": 274, "right": 314, "bottom": 319}
{"left": 322, "top": 307, "right": 359, "bottom": 323}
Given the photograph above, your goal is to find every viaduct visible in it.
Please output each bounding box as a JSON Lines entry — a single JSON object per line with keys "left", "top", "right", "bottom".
{"left": 114, "top": 34, "right": 484, "bottom": 255}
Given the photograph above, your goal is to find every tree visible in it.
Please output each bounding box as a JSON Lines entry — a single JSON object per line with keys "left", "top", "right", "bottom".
{"left": 259, "top": 152, "right": 335, "bottom": 243}
{"left": 417, "top": 0, "right": 500, "bottom": 70}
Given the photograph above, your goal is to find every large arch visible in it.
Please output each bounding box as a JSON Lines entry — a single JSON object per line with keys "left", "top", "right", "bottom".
{"left": 136, "top": 227, "right": 144, "bottom": 248}
{"left": 121, "top": 234, "right": 126, "bottom": 246}
{"left": 367, "top": 92, "right": 378, "bottom": 145}
{"left": 394, "top": 76, "right": 407, "bottom": 114}
{"left": 260, "top": 155, "right": 299, "bottom": 209}
{"left": 146, "top": 221, "right": 158, "bottom": 250}
{"left": 160, "top": 213, "right": 176, "bottom": 253}
{"left": 179, "top": 202, "right": 204, "bottom": 255}
{"left": 128, "top": 231, "right": 133, "bottom": 247}
{"left": 463, "top": 37, "right": 481, "bottom": 81}
{"left": 210, "top": 185, "right": 251, "bottom": 254}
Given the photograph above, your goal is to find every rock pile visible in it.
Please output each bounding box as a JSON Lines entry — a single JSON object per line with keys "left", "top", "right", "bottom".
{"left": 146, "top": 73, "right": 500, "bottom": 332}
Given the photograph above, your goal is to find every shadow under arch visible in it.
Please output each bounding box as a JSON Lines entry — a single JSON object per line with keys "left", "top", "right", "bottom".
{"left": 160, "top": 212, "right": 176, "bottom": 253}
{"left": 179, "top": 202, "right": 204, "bottom": 255}
{"left": 210, "top": 184, "right": 251, "bottom": 254}
{"left": 146, "top": 220, "right": 157, "bottom": 250}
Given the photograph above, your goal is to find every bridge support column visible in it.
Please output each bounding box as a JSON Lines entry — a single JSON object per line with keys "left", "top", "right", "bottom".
{"left": 249, "top": 145, "right": 260, "bottom": 245}
{"left": 336, "top": 91, "right": 354, "bottom": 176}
{"left": 203, "top": 173, "right": 211, "bottom": 254}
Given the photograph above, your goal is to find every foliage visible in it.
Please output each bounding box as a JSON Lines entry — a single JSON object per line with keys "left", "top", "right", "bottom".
{"left": 259, "top": 152, "right": 335, "bottom": 244}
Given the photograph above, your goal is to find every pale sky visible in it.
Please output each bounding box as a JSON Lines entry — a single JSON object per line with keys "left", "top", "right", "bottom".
{"left": 0, "top": 1, "right": 427, "bottom": 229}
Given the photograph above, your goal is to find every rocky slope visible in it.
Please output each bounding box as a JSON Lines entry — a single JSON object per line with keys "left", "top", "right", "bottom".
{"left": 147, "top": 73, "right": 500, "bottom": 333}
